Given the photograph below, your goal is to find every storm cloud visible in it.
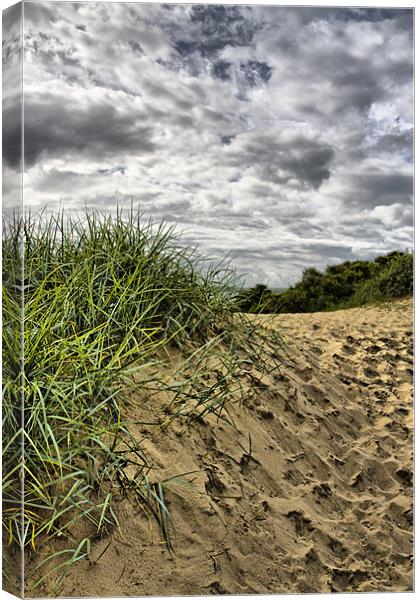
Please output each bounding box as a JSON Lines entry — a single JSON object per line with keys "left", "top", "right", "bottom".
{"left": 22, "top": 92, "right": 157, "bottom": 168}
{"left": 2, "top": 2, "right": 413, "bottom": 287}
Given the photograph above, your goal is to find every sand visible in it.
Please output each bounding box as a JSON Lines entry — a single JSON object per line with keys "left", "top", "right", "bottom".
{"left": 34, "top": 298, "right": 413, "bottom": 596}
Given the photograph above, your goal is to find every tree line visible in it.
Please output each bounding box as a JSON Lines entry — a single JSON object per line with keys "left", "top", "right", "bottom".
{"left": 235, "top": 250, "right": 413, "bottom": 313}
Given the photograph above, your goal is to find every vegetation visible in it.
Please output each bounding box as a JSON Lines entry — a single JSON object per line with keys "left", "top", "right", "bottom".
{"left": 236, "top": 250, "right": 413, "bottom": 314}
{"left": 2, "top": 207, "right": 412, "bottom": 593}
{"left": 2, "top": 209, "right": 281, "bottom": 594}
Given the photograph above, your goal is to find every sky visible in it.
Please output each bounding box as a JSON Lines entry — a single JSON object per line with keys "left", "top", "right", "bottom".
{"left": 2, "top": 1, "right": 414, "bottom": 287}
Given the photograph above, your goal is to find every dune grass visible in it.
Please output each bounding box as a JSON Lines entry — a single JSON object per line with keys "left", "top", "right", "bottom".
{"left": 2, "top": 208, "right": 281, "bottom": 594}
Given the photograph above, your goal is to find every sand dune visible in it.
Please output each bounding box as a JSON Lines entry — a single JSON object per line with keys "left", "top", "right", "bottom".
{"left": 38, "top": 298, "right": 413, "bottom": 595}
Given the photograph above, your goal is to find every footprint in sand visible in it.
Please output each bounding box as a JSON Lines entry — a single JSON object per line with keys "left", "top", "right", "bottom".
{"left": 309, "top": 346, "right": 323, "bottom": 356}
{"left": 341, "top": 343, "right": 357, "bottom": 356}
{"left": 366, "top": 344, "right": 383, "bottom": 354}
{"left": 394, "top": 467, "right": 413, "bottom": 487}
{"left": 286, "top": 510, "right": 314, "bottom": 538}
{"left": 295, "top": 366, "right": 314, "bottom": 382}
{"left": 330, "top": 568, "right": 369, "bottom": 592}
{"left": 327, "top": 536, "right": 349, "bottom": 561}
{"left": 302, "top": 383, "right": 330, "bottom": 408}
{"left": 363, "top": 366, "right": 380, "bottom": 379}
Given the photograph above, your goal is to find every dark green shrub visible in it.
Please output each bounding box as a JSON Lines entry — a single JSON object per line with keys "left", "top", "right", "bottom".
{"left": 235, "top": 284, "right": 273, "bottom": 312}
{"left": 377, "top": 253, "right": 413, "bottom": 298}
{"left": 374, "top": 250, "right": 405, "bottom": 267}
{"left": 235, "top": 250, "right": 413, "bottom": 314}
{"left": 348, "top": 278, "right": 383, "bottom": 307}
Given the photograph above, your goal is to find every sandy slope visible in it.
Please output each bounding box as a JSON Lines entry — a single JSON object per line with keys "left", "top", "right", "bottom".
{"left": 42, "top": 298, "right": 413, "bottom": 595}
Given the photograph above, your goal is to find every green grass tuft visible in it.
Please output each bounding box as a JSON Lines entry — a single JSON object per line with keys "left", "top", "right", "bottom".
{"left": 2, "top": 207, "right": 279, "bottom": 593}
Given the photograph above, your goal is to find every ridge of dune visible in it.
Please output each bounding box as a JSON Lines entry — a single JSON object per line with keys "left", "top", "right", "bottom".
{"left": 39, "top": 298, "right": 413, "bottom": 596}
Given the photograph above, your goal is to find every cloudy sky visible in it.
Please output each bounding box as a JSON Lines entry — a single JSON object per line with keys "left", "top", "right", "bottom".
{"left": 2, "top": 1, "right": 414, "bottom": 287}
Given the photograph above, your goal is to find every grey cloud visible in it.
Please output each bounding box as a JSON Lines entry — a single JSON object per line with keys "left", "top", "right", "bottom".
{"left": 286, "top": 221, "right": 326, "bottom": 237}
{"left": 221, "top": 135, "right": 235, "bottom": 146}
{"left": 336, "top": 8, "right": 412, "bottom": 23}
{"left": 339, "top": 203, "right": 413, "bottom": 236}
{"left": 240, "top": 61, "right": 272, "bottom": 86}
{"left": 142, "top": 80, "right": 194, "bottom": 112}
{"left": 304, "top": 56, "right": 383, "bottom": 115}
{"left": 335, "top": 81, "right": 384, "bottom": 114}
{"left": 212, "top": 60, "right": 272, "bottom": 87}
{"left": 384, "top": 58, "right": 413, "bottom": 85}
{"left": 279, "top": 144, "right": 334, "bottom": 189}
{"left": 275, "top": 7, "right": 410, "bottom": 25}
{"left": 394, "top": 205, "right": 414, "bottom": 228}
{"left": 226, "top": 134, "right": 335, "bottom": 189}
{"left": 297, "top": 242, "right": 357, "bottom": 262}
{"left": 374, "top": 130, "right": 413, "bottom": 159}
{"left": 23, "top": 1, "right": 56, "bottom": 26}
{"left": 337, "top": 223, "right": 386, "bottom": 241}
{"left": 2, "top": 2, "right": 22, "bottom": 66}
{"left": 19, "top": 95, "right": 156, "bottom": 168}
{"left": 263, "top": 11, "right": 412, "bottom": 117}
{"left": 25, "top": 33, "right": 83, "bottom": 69}
{"left": 176, "top": 4, "right": 254, "bottom": 58}
{"left": 146, "top": 105, "right": 196, "bottom": 130}
{"left": 345, "top": 173, "right": 413, "bottom": 207}
{"left": 169, "top": 4, "right": 264, "bottom": 86}
{"left": 98, "top": 166, "right": 127, "bottom": 176}
{"left": 31, "top": 168, "right": 88, "bottom": 192}
{"left": 212, "top": 60, "right": 232, "bottom": 81}
{"left": 2, "top": 2, "right": 22, "bottom": 171}
{"left": 2, "top": 97, "right": 21, "bottom": 170}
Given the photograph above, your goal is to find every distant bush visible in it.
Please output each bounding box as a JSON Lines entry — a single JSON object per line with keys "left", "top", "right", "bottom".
{"left": 349, "top": 278, "right": 383, "bottom": 307}
{"left": 235, "top": 283, "right": 273, "bottom": 312}
{"left": 376, "top": 252, "right": 413, "bottom": 298}
{"left": 236, "top": 250, "right": 413, "bottom": 314}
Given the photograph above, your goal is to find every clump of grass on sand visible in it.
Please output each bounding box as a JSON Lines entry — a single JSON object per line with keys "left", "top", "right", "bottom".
{"left": 2, "top": 209, "right": 281, "bottom": 595}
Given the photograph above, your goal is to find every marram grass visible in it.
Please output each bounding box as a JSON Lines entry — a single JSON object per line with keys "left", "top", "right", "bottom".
{"left": 2, "top": 208, "right": 281, "bottom": 594}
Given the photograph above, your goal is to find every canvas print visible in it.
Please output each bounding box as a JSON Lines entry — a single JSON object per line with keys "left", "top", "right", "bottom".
{"left": 2, "top": 1, "right": 414, "bottom": 597}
